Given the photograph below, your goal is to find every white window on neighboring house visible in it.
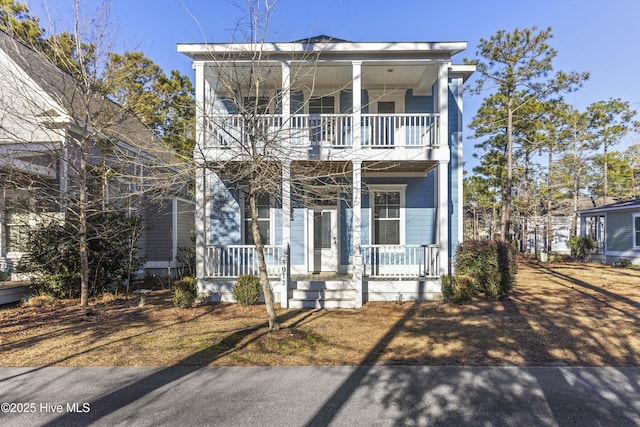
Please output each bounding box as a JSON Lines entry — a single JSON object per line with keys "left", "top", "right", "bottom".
{"left": 634, "top": 214, "right": 640, "bottom": 248}
{"left": 370, "top": 185, "right": 406, "bottom": 245}
{"left": 6, "top": 210, "right": 29, "bottom": 252}
{"left": 243, "top": 193, "right": 272, "bottom": 245}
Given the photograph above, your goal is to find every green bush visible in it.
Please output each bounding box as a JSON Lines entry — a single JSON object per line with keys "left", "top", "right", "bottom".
{"left": 233, "top": 274, "right": 261, "bottom": 306}
{"left": 455, "top": 239, "right": 515, "bottom": 298}
{"left": 441, "top": 274, "right": 477, "bottom": 303}
{"left": 24, "top": 212, "right": 143, "bottom": 299}
{"left": 173, "top": 277, "right": 197, "bottom": 308}
{"left": 567, "top": 236, "right": 596, "bottom": 261}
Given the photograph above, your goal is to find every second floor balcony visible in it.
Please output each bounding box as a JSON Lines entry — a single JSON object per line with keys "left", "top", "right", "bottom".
{"left": 204, "top": 112, "right": 445, "bottom": 163}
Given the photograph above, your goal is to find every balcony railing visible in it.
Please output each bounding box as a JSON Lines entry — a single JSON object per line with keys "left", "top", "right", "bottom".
{"left": 204, "top": 245, "right": 282, "bottom": 278}
{"left": 207, "top": 113, "right": 439, "bottom": 149}
{"left": 361, "top": 114, "right": 439, "bottom": 148}
{"left": 362, "top": 244, "right": 439, "bottom": 278}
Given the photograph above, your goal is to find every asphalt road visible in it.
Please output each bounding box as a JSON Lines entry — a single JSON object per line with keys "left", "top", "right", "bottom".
{"left": 1, "top": 365, "right": 639, "bottom": 426}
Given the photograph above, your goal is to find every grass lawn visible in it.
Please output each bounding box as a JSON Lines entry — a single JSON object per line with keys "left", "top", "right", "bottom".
{"left": 2, "top": 259, "right": 640, "bottom": 367}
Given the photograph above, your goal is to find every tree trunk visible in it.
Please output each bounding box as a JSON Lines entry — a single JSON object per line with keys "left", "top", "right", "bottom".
{"left": 79, "top": 147, "right": 89, "bottom": 308}
{"left": 249, "top": 191, "right": 279, "bottom": 331}
{"left": 603, "top": 142, "right": 608, "bottom": 205}
{"left": 546, "top": 148, "right": 553, "bottom": 254}
{"left": 500, "top": 101, "right": 514, "bottom": 242}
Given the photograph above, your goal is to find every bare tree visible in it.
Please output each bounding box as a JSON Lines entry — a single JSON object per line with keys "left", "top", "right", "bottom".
{"left": 0, "top": 1, "right": 186, "bottom": 307}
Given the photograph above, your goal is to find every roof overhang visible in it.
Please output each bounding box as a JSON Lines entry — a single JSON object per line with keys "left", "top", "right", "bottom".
{"left": 178, "top": 40, "right": 468, "bottom": 62}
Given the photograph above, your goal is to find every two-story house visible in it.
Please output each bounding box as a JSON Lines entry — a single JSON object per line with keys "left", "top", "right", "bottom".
{"left": 178, "top": 36, "right": 473, "bottom": 308}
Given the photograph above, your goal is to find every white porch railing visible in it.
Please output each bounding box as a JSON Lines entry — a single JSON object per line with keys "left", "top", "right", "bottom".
{"left": 291, "top": 114, "right": 352, "bottom": 147}
{"left": 205, "top": 245, "right": 282, "bottom": 278}
{"left": 362, "top": 244, "right": 439, "bottom": 278}
{"left": 207, "top": 113, "right": 439, "bottom": 148}
{"left": 361, "top": 114, "right": 439, "bottom": 148}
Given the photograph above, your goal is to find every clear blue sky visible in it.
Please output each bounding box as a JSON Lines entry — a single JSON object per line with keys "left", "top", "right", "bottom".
{"left": 28, "top": 0, "right": 640, "bottom": 170}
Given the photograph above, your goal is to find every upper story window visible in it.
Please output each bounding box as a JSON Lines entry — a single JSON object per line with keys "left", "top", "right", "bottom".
{"left": 243, "top": 97, "right": 270, "bottom": 114}
{"left": 309, "top": 96, "right": 335, "bottom": 114}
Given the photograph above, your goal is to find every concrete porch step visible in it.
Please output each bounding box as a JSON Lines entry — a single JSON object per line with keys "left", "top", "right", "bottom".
{"left": 291, "top": 288, "right": 356, "bottom": 300}
{"left": 288, "top": 280, "right": 356, "bottom": 309}
{"left": 288, "top": 297, "right": 356, "bottom": 309}
{"left": 292, "top": 280, "right": 352, "bottom": 290}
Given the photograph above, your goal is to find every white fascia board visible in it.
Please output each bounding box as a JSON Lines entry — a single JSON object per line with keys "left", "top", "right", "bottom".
{"left": 0, "top": 156, "right": 57, "bottom": 177}
{"left": 178, "top": 41, "right": 468, "bottom": 59}
{"left": 449, "top": 64, "right": 476, "bottom": 82}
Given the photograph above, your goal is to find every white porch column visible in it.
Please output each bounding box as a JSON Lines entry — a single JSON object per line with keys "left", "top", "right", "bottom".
{"left": 281, "top": 160, "right": 291, "bottom": 307}
{"left": 194, "top": 61, "right": 207, "bottom": 285}
{"left": 352, "top": 61, "right": 362, "bottom": 149}
{"left": 280, "top": 61, "right": 292, "bottom": 307}
{"left": 437, "top": 61, "right": 450, "bottom": 276}
{"left": 437, "top": 161, "right": 449, "bottom": 276}
{"left": 352, "top": 159, "right": 363, "bottom": 307}
{"left": 281, "top": 61, "right": 291, "bottom": 117}
{"left": 195, "top": 165, "right": 207, "bottom": 283}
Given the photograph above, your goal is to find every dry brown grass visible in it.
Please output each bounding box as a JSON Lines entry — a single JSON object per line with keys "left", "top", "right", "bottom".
{"left": 2, "top": 259, "right": 640, "bottom": 367}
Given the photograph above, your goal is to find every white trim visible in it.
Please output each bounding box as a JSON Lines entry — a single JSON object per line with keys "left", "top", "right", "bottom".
{"left": 144, "top": 260, "right": 179, "bottom": 269}
{"left": 172, "top": 198, "right": 178, "bottom": 263}
{"left": 633, "top": 213, "right": 640, "bottom": 249}
{"left": 364, "top": 171, "right": 430, "bottom": 178}
{"left": 368, "top": 184, "right": 407, "bottom": 246}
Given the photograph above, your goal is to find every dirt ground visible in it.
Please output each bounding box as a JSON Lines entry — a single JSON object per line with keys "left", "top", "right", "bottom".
{"left": 2, "top": 259, "right": 640, "bottom": 367}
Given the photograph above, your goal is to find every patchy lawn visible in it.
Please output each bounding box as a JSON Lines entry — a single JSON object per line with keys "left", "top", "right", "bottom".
{"left": 2, "top": 259, "right": 640, "bottom": 367}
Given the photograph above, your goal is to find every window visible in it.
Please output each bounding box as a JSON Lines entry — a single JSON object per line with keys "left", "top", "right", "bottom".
{"left": 6, "top": 210, "right": 29, "bottom": 252}
{"left": 308, "top": 96, "right": 335, "bottom": 114}
{"left": 374, "top": 192, "right": 400, "bottom": 244}
{"left": 244, "top": 193, "right": 271, "bottom": 245}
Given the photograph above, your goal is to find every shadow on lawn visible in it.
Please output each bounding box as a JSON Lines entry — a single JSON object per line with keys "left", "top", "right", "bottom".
{"left": 26, "top": 261, "right": 640, "bottom": 425}
{"left": 41, "top": 308, "right": 303, "bottom": 426}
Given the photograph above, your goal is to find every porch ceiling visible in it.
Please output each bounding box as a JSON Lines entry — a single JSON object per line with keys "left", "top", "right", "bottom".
{"left": 291, "top": 160, "right": 438, "bottom": 175}
{"left": 206, "top": 61, "right": 439, "bottom": 94}
{"left": 362, "top": 160, "right": 438, "bottom": 174}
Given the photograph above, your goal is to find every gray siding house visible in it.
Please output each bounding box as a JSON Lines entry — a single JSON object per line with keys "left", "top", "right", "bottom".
{"left": 0, "top": 30, "right": 193, "bottom": 281}
{"left": 576, "top": 199, "right": 640, "bottom": 265}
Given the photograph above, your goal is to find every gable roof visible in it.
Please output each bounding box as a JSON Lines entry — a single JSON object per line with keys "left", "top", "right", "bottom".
{"left": 0, "top": 30, "right": 177, "bottom": 165}
{"left": 576, "top": 198, "right": 640, "bottom": 215}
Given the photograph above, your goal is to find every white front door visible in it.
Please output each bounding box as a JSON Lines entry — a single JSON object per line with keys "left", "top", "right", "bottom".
{"left": 309, "top": 207, "right": 338, "bottom": 272}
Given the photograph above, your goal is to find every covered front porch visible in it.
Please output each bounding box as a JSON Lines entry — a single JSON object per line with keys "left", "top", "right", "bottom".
{"left": 199, "top": 243, "right": 442, "bottom": 308}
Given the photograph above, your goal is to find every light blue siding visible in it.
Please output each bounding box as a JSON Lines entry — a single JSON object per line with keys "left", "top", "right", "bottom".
{"left": 274, "top": 207, "right": 283, "bottom": 245}
{"left": 362, "top": 176, "right": 436, "bottom": 245}
{"left": 290, "top": 207, "right": 305, "bottom": 265}
{"left": 404, "top": 89, "right": 435, "bottom": 113}
{"left": 209, "top": 176, "right": 241, "bottom": 245}
{"left": 448, "top": 77, "right": 462, "bottom": 258}
{"left": 340, "top": 198, "right": 352, "bottom": 265}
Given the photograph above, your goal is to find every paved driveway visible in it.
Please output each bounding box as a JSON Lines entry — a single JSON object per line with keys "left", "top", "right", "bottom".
{"left": 1, "top": 365, "right": 640, "bottom": 426}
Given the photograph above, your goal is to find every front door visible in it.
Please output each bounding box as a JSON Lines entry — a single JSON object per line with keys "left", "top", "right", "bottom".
{"left": 310, "top": 207, "right": 338, "bottom": 273}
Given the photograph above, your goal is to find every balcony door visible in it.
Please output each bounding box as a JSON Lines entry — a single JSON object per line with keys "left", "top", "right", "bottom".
{"left": 377, "top": 101, "right": 395, "bottom": 146}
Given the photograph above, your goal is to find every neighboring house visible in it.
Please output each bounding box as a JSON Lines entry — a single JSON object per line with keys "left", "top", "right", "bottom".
{"left": 576, "top": 199, "right": 640, "bottom": 265}
{"left": 178, "top": 36, "right": 474, "bottom": 308}
{"left": 0, "top": 30, "right": 193, "bottom": 281}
